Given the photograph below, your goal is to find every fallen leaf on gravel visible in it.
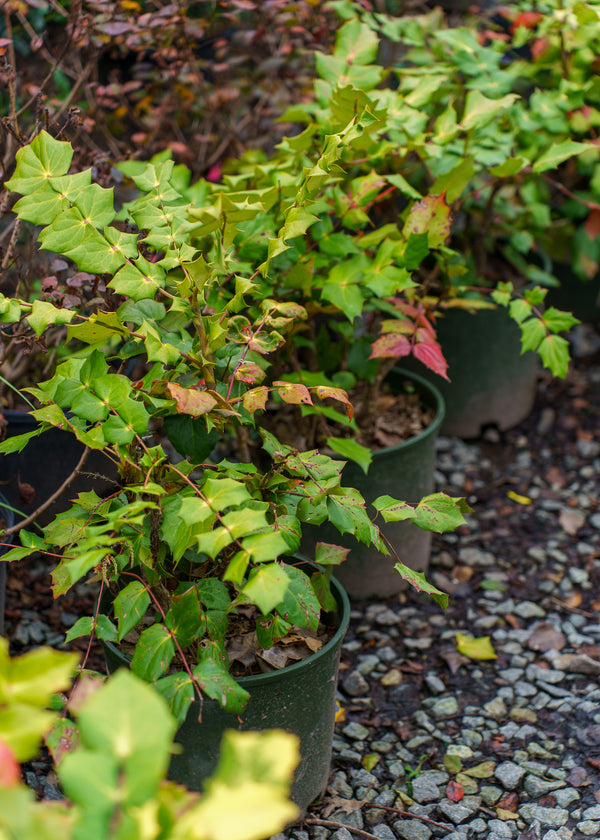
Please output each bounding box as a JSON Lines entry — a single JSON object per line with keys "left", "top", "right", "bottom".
{"left": 438, "top": 647, "right": 471, "bottom": 674}
{"left": 507, "top": 490, "right": 532, "bottom": 505}
{"left": 321, "top": 795, "right": 363, "bottom": 818}
{"left": 453, "top": 565, "right": 474, "bottom": 583}
{"left": 363, "top": 753, "right": 380, "bottom": 772}
{"left": 559, "top": 509, "right": 586, "bottom": 535}
{"left": 446, "top": 780, "right": 464, "bottom": 801}
{"left": 566, "top": 766, "right": 591, "bottom": 787}
{"left": 462, "top": 760, "right": 496, "bottom": 779}
{"left": 496, "top": 808, "right": 520, "bottom": 820}
{"left": 455, "top": 774, "right": 478, "bottom": 794}
{"left": 456, "top": 633, "right": 497, "bottom": 660}
{"left": 527, "top": 622, "right": 566, "bottom": 652}
{"left": 564, "top": 592, "right": 582, "bottom": 609}
{"left": 443, "top": 753, "right": 463, "bottom": 774}
{"left": 497, "top": 792, "right": 519, "bottom": 812}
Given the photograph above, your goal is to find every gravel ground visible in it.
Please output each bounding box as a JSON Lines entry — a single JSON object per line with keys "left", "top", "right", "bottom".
{"left": 5, "top": 324, "right": 600, "bottom": 840}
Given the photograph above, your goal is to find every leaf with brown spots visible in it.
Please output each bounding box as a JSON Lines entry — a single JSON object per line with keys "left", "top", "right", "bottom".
{"left": 497, "top": 792, "right": 519, "bottom": 812}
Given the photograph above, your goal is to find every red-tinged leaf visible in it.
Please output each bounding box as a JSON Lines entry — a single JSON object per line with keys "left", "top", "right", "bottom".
{"left": 446, "top": 780, "right": 464, "bottom": 802}
{"left": 403, "top": 194, "right": 451, "bottom": 249}
{"left": 531, "top": 36, "right": 550, "bottom": 60}
{"left": 314, "top": 542, "right": 351, "bottom": 566}
{"left": 585, "top": 208, "right": 600, "bottom": 241}
{"left": 45, "top": 719, "right": 80, "bottom": 766}
{"left": 510, "top": 11, "right": 543, "bottom": 32}
{"left": 167, "top": 383, "right": 217, "bottom": 416}
{"left": 0, "top": 740, "right": 20, "bottom": 787}
{"left": 242, "top": 386, "right": 268, "bottom": 414}
{"left": 413, "top": 341, "right": 449, "bottom": 380}
{"left": 369, "top": 333, "right": 412, "bottom": 359}
{"left": 313, "top": 385, "right": 354, "bottom": 420}
{"left": 273, "top": 381, "right": 313, "bottom": 406}
{"left": 234, "top": 361, "right": 266, "bottom": 385}
{"left": 415, "top": 322, "right": 436, "bottom": 342}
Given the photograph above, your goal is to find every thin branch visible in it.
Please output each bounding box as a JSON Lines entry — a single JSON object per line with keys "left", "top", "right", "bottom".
{"left": 2, "top": 445, "right": 91, "bottom": 536}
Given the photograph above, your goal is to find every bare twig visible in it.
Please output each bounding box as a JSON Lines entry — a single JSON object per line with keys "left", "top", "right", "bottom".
{"left": 2, "top": 445, "right": 91, "bottom": 536}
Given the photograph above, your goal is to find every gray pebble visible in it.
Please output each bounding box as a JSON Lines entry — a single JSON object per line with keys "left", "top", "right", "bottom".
{"left": 371, "top": 826, "right": 396, "bottom": 840}
{"left": 431, "top": 696, "right": 458, "bottom": 717}
{"left": 342, "top": 671, "right": 370, "bottom": 697}
{"left": 513, "top": 601, "right": 547, "bottom": 619}
{"left": 356, "top": 655, "right": 381, "bottom": 676}
{"left": 494, "top": 762, "right": 527, "bottom": 790}
{"left": 437, "top": 801, "right": 473, "bottom": 824}
{"left": 486, "top": 820, "right": 515, "bottom": 838}
{"left": 424, "top": 674, "right": 445, "bottom": 694}
{"left": 342, "top": 722, "right": 369, "bottom": 741}
{"left": 518, "top": 805, "right": 569, "bottom": 827}
{"left": 524, "top": 775, "right": 565, "bottom": 798}
{"left": 411, "top": 775, "right": 441, "bottom": 804}
{"left": 393, "top": 820, "right": 432, "bottom": 840}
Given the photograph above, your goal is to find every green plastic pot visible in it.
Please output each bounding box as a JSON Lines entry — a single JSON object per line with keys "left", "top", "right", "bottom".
{"left": 103, "top": 566, "right": 349, "bottom": 812}
{"left": 301, "top": 368, "right": 445, "bottom": 600}
{"left": 407, "top": 307, "right": 539, "bottom": 439}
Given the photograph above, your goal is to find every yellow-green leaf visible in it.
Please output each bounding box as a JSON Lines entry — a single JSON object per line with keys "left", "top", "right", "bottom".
{"left": 455, "top": 634, "right": 496, "bottom": 660}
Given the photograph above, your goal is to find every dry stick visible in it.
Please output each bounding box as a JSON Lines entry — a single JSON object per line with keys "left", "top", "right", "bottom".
{"left": 306, "top": 816, "right": 453, "bottom": 838}
{"left": 358, "top": 801, "right": 453, "bottom": 829}
{"left": 304, "top": 819, "right": 383, "bottom": 840}
{"left": 3, "top": 446, "right": 91, "bottom": 537}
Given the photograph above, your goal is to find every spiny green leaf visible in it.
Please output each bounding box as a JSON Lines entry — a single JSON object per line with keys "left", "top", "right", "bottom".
{"left": 327, "top": 436, "right": 372, "bottom": 474}
{"left": 533, "top": 140, "right": 596, "bottom": 173}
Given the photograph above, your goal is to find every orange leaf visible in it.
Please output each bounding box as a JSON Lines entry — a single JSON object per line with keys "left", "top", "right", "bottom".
{"left": 166, "top": 383, "right": 217, "bottom": 416}
{"left": 313, "top": 385, "right": 354, "bottom": 419}
{"left": 446, "top": 780, "right": 464, "bottom": 802}
{"left": 273, "top": 381, "right": 313, "bottom": 406}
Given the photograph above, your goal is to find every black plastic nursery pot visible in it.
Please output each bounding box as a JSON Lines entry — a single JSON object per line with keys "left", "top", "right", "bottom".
{"left": 545, "top": 264, "right": 600, "bottom": 324}
{"left": 103, "top": 568, "right": 350, "bottom": 812}
{"left": 301, "top": 368, "right": 445, "bottom": 600}
{"left": 0, "top": 409, "right": 117, "bottom": 527}
{"left": 0, "top": 490, "right": 16, "bottom": 635}
{"left": 407, "top": 306, "right": 539, "bottom": 439}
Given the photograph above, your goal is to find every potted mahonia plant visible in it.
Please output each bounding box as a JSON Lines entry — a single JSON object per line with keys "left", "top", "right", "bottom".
{"left": 174, "top": 12, "right": 580, "bottom": 590}
{"left": 0, "top": 639, "right": 300, "bottom": 840}
{"left": 0, "top": 130, "right": 469, "bottom": 807}
{"left": 279, "top": 6, "right": 582, "bottom": 436}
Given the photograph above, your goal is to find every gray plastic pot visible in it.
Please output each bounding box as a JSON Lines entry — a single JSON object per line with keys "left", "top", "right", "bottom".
{"left": 301, "top": 368, "right": 445, "bottom": 600}
{"left": 103, "top": 566, "right": 349, "bottom": 812}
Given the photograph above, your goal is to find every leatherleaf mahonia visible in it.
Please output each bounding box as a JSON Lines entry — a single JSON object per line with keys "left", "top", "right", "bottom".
{"left": 0, "top": 130, "right": 470, "bottom": 721}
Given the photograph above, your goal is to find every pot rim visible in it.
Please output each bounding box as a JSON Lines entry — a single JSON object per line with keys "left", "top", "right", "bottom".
{"left": 102, "top": 558, "right": 350, "bottom": 688}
